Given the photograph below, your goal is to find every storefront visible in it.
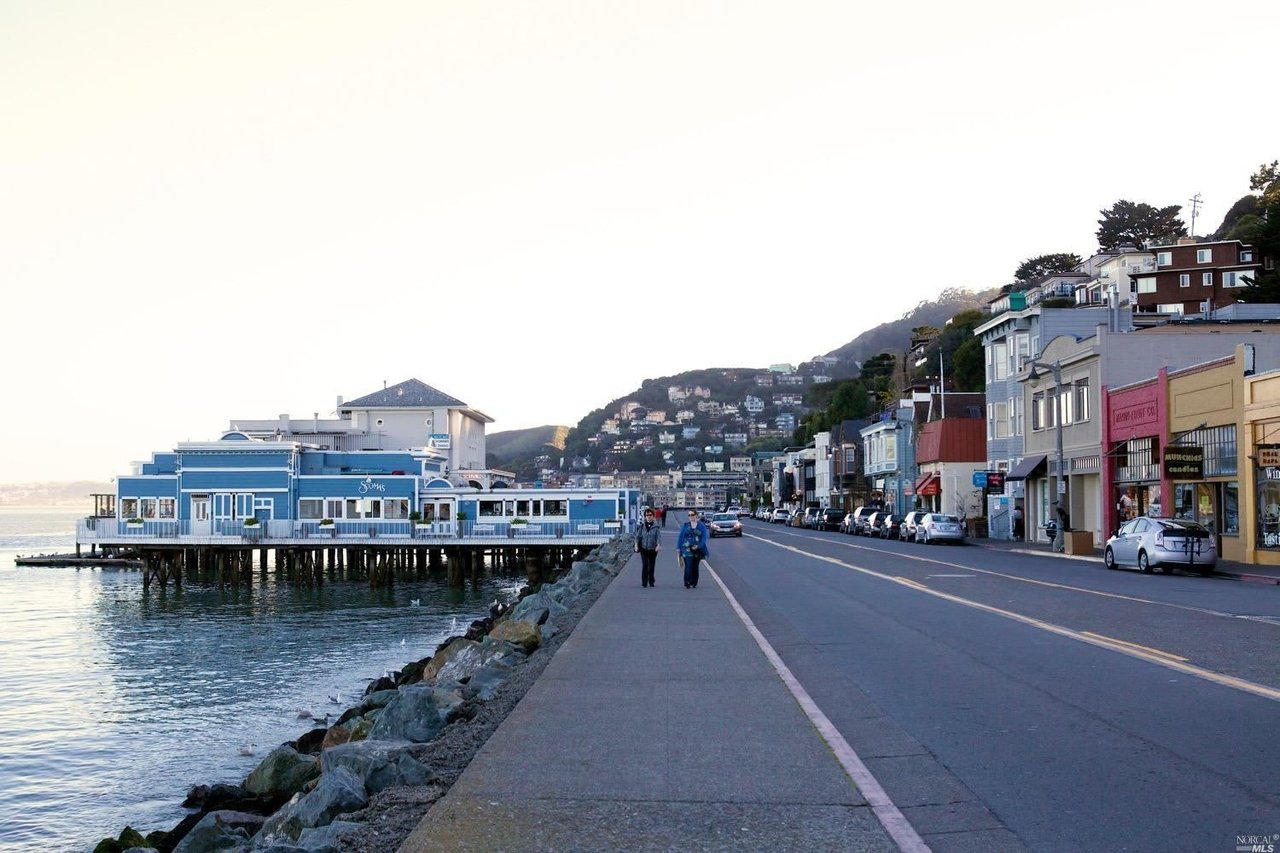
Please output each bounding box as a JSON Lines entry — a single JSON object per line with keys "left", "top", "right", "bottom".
{"left": 1103, "top": 375, "right": 1167, "bottom": 536}
{"left": 1244, "top": 364, "right": 1280, "bottom": 565}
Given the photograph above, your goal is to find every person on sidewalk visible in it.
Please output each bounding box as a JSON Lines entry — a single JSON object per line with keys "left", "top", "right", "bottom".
{"left": 677, "top": 510, "right": 710, "bottom": 589}
{"left": 660, "top": 503, "right": 670, "bottom": 527}
{"left": 634, "top": 508, "right": 662, "bottom": 587}
{"left": 1013, "top": 505, "right": 1025, "bottom": 539}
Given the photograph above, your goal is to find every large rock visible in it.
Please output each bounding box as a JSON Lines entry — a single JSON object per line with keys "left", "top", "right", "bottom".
{"left": 463, "top": 661, "right": 513, "bottom": 701}
{"left": 258, "top": 767, "right": 367, "bottom": 842}
{"left": 421, "top": 638, "right": 479, "bottom": 683}
{"left": 170, "top": 810, "right": 265, "bottom": 853}
{"left": 296, "top": 820, "right": 365, "bottom": 852}
{"left": 243, "top": 745, "right": 320, "bottom": 800}
{"left": 489, "top": 619, "right": 540, "bottom": 654}
{"left": 321, "top": 739, "right": 436, "bottom": 793}
{"left": 509, "top": 590, "right": 567, "bottom": 626}
{"left": 422, "top": 637, "right": 524, "bottom": 685}
{"left": 366, "top": 685, "right": 462, "bottom": 743}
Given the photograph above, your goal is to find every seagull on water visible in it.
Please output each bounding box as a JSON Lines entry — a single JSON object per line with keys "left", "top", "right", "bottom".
{"left": 328, "top": 691, "right": 342, "bottom": 704}
{"left": 238, "top": 744, "right": 256, "bottom": 757}
{"left": 409, "top": 598, "right": 420, "bottom": 607}
{"left": 400, "top": 638, "right": 406, "bottom": 646}
{"left": 296, "top": 709, "right": 313, "bottom": 720}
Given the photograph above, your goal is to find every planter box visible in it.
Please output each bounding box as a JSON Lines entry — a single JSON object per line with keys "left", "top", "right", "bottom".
{"left": 1064, "top": 530, "right": 1094, "bottom": 555}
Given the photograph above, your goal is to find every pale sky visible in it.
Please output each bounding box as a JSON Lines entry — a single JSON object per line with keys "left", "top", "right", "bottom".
{"left": 3, "top": 1, "right": 1277, "bottom": 483}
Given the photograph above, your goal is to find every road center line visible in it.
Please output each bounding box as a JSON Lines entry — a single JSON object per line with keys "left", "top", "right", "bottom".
{"left": 705, "top": 561, "right": 932, "bottom": 853}
{"left": 757, "top": 529, "right": 1240, "bottom": 622}
{"left": 748, "top": 535, "right": 1280, "bottom": 704}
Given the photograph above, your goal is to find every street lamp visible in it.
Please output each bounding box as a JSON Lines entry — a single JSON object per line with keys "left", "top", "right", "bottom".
{"left": 1027, "top": 360, "right": 1066, "bottom": 552}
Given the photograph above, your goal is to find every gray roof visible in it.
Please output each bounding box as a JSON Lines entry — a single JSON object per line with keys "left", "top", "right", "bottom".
{"left": 342, "top": 379, "right": 467, "bottom": 410}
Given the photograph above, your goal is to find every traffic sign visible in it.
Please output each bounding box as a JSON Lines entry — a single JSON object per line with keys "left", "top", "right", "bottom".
{"left": 972, "top": 471, "right": 988, "bottom": 488}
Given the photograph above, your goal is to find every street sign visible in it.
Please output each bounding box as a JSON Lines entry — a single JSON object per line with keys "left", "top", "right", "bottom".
{"left": 985, "top": 472, "right": 1005, "bottom": 492}
{"left": 972, "top": 471, "right": 988, "bottom": 488}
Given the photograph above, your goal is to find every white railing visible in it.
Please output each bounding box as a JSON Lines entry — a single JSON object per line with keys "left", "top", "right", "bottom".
{"left": 77, "top": 517, "right": 631, "bottom": 542}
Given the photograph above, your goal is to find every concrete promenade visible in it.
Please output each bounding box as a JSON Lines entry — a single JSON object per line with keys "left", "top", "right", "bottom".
{"left": 399, "top": 552, "right": 905, "bottom": 853}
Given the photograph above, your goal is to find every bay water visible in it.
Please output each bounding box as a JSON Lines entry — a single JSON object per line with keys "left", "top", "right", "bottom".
{"left": 0, "top": 507, "right": 525, "bottom": 852}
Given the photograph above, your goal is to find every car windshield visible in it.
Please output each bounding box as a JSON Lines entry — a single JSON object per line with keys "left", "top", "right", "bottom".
{"left": 931, "top": 515, "right": 960, "bottom": 523}
{"left": 712, "top": 514, "right": 736, "bottom": 522}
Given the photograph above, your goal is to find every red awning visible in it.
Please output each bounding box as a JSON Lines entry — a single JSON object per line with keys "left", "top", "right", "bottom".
{"left": 914, "top": 473, "right": 940, "bottom": 496}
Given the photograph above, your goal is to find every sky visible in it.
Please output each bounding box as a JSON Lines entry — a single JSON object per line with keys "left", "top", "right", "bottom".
{"left": 3, "top": 1, "right": 1278, "bottom": 483}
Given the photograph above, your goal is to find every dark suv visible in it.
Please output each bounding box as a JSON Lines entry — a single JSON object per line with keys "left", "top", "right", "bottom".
{"left": 820, "top": 507, "right": 846, "bottom": 531}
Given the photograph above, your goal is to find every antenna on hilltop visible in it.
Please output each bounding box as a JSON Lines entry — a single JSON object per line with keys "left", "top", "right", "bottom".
{"left": 1189, "top": 192, "right": 1203, "bottom": 237}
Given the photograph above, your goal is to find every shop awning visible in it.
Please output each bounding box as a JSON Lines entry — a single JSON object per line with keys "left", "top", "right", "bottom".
{"left": 1006, "top": 454, "right": 1048, "bottom": 481}
{"left": 914, "top": 473, "right": 940, "bottom": 496}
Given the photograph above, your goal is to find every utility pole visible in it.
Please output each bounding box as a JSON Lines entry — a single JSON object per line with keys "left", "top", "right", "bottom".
{"left": 1189, "top": 192, "right": 1203, "bottom": 237}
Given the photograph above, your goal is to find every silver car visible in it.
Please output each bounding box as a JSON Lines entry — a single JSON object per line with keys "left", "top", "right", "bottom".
{"left": 914, "top": 513, "right": 965, "bottom": 544}
{"left": 1103, "top": 517, "right": 1217, "bottom": 575}
{"left": 902, "top": 510, "right": 929, "bottom": 542}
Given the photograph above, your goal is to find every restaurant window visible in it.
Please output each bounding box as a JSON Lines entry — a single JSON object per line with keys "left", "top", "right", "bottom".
{"left": 478, "top": 500, "right": 504, "bottom": 517}
{"left": 1257, "top": 475, "right": 1280, "bottom": 548}
{"left": 141, "top": 498, "right": 158, "bottom": 519}
{"left": 542, "top": 500, "right": 567, "bottom": 516}
{"left": 384, "top": 499, "right": 409, "bottom": 519}
{"left": 299, "top": 499, "right": 324, "bottom": 519}
{"left": 158, "top": 498, "right": 176, "bottom": 519}
{"left": 325, "top": 499, "right": 343, "bottom": 519}
{"left": 121, "top": 498, "right": 138, "bottom": 519}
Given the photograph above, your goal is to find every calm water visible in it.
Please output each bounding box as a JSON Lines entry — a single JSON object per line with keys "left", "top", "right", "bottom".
{"left": 0, "top": 507, "right": 524, "bottom": 852}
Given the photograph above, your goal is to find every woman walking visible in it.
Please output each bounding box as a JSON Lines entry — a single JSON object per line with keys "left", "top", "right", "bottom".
{"left": 677, "top": 510, "right": 710, "bottom": 589}
{"left": 634, "top": 508, "right": 662, "bottom": 587}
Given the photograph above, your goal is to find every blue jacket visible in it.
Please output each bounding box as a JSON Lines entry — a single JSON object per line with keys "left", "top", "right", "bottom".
{"left": 677, "top": 521, "right": 710, "bottom": 559}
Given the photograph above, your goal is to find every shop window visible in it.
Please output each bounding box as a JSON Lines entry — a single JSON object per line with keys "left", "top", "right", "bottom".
{"left": 1257, "top": 477, "right": 1280, "bottom": 548}
{"left": 1223, "top": 482, "right": 1239, "bottom": 535}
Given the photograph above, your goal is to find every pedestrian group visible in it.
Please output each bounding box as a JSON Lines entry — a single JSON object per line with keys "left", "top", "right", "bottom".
{"left": 633, "top": 507, "right": 710, "bottom": 589}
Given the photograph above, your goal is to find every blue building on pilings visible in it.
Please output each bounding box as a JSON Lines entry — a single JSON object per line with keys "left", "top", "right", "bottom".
{"left": 86, "top": 431, "right": 640, "bottom": 552}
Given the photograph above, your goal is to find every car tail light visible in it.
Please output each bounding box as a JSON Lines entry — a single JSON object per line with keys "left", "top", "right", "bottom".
{"left": 1154, "top": 531, "right": 1164, "bottom": 546}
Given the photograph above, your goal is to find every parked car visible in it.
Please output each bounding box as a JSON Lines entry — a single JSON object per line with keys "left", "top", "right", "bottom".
{"left": 914, "top": 513, "right": 965, "bottom": 545}
{"left": 839, "top": 512, "right": 855, "bottom": 534}
{"left": 869, "top": 512, "right": 902, "bottom": 539}
{"left": 770, "top": 508, "right": 791, "bottom": 524}
{"left": 801, "top": 507, "right": 821, "bottom": 528}
{"left": 901, "top": 510, "right": 928, "bottom": 542}
{"left": 849, "top": 506, "right": 879, "bottom": 535}
{"left": 708, "top": 512, "right": 743, "bottom": 538}
{"left": 1103, "top": 517, "right": 1216, "bottom": 575}
{"left": 820, "top": 507, "right": 846, "bottom": 531}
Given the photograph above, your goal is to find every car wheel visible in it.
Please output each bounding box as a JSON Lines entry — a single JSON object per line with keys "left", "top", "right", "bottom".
{"left": 1199, "top": 565, "right": 1212, "bottom": 577}
{"left": 921, "top": 533, "right": 930, "bottom": 545}
{"left": 1104, "top": 547, "right": 1117, "bottom": 570}
{"left": 1138, "top": 551, "right": 1152, "bottom": 573}
{"left": 736, "top": 531, "right": 742, "bottom": 537}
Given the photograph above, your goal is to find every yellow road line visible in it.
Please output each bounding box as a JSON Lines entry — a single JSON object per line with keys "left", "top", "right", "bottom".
{"left": 749, "top": 534, "right": 1280, "bottom": 704}
{"left": 1080, "top": 631, "right": 1188, "bottom": 662}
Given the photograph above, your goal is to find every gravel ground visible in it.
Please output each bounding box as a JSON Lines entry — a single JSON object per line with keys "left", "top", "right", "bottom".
{"left": 334, "top": 562, "right": 617, "bottom": 853}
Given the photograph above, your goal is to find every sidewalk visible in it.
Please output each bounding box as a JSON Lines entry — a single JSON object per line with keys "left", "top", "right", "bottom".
{"left": 398, "top": 555, "right": 904, "bottom": 852}
{"left": 976, "top": 537, "right": 1280, "bottom": 584}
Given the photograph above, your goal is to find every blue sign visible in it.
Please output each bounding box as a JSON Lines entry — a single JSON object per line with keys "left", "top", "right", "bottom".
{"left": 972, "top": 471, "right": 988, "bottom": 488}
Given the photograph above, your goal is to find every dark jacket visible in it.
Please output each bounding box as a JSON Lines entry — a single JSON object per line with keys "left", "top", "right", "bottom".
{"left": 635, "top": 521, "right": 661, "bottom": 551}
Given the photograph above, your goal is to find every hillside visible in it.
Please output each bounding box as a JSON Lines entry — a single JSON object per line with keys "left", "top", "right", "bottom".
{"left": 0, "top": 481, "right": 112, "bottom": 507}
{"left": 824, "top": 287, "right": 997, "bottom": 367}
{"left": 487, "top": 425, "right": 569, "bottom": 466}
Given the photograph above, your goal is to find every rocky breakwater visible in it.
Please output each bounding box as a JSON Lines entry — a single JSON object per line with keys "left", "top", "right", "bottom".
{"left": 93, "top": 536, "right": 634, "bottom": 853}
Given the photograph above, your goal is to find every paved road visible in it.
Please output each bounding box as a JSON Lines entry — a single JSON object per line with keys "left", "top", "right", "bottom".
{"left": 718, "top": 520, "right": 1280, "bottom": 851}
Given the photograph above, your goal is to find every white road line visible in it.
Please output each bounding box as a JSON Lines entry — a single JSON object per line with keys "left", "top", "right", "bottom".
{"left": 747, "top": 536, "right": 1280, "bottom": 704}
{"left": 704, "top": 560, "right": 932, "bottom": 853}
{"left": 752, "top": 529, "right": 1242, "bottom": 622}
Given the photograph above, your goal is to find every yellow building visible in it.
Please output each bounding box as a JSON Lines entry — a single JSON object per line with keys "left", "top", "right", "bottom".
{"left": 1243, "top": 360, "right": 1280, "bottom": 566}
{"left": 1165, "top": 348, "right": 1247, "bottom": 563}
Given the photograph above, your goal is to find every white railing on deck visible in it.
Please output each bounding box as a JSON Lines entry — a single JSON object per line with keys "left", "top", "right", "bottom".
{"left": 77, "top": 517, "right": 632, "bottom": 542}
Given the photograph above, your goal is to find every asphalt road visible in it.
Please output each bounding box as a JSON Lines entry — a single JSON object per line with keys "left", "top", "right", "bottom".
{"left": 708, "top": 520, "right": 1280, "bottom": 852}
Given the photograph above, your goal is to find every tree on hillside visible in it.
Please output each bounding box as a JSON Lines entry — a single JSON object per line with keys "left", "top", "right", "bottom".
{"left": 1096, "top": 200, "right": 1186, "bottom": 250}
{"left": 859, "top": 353, "right": 896, "bottom": 383}
{"left": 1014, "top": 253, "right": 1082, "bottom": 282}
{"left": 1236, "top": 160, "right": 1280, "bottom": 303}
{"left": 1212, "top": 195, "right": 1263, "bottom": 241}
{"left": 950, "top": 337, "right": 984, "bottom": 391}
